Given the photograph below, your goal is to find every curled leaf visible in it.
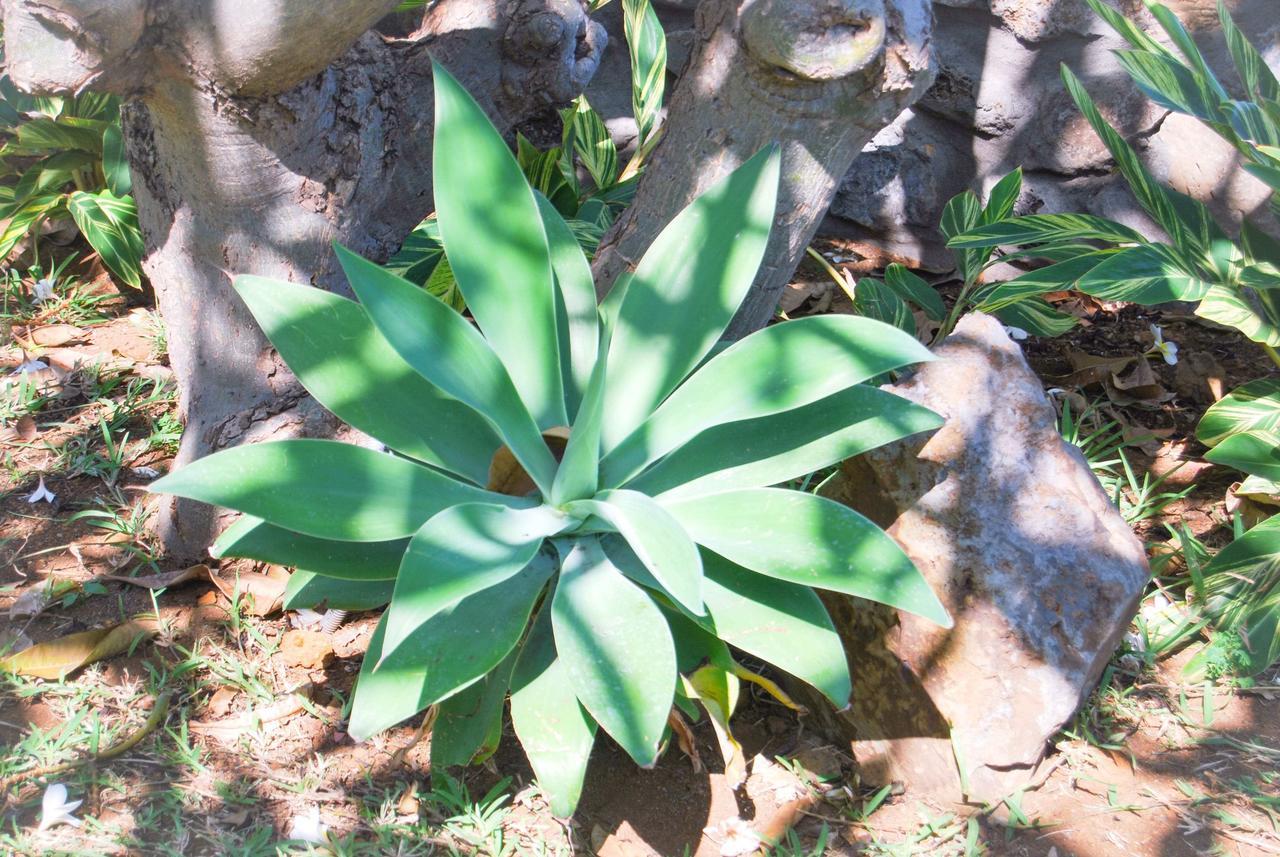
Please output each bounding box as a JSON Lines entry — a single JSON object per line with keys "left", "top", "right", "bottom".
{"left": 0, "top": 616, "right": 158, "bottom": 679}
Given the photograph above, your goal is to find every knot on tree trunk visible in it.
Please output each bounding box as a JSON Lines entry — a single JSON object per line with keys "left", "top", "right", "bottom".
{"left": 741, "top": 0, "right": 886, "bottom": 81}
{"left": 501, "top": 0, "right": 607, "bottom": 109}
{"left": 2, "top": 0, "right": 149, "bottom": 93}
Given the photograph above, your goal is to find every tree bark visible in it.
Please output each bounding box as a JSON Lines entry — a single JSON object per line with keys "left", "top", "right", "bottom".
{"left": 1, "top": 0, "right": 606, "bottom": 559}
{"left": 592, "top": 0, "right": 936, "bottom": 338}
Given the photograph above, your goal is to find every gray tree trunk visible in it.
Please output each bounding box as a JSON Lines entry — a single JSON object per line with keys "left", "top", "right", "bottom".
{"left": 593, "top": 0, "right": 936, "bottom": 338}
{"left": 1, "top": 0, "right": 606, "bottom": 559}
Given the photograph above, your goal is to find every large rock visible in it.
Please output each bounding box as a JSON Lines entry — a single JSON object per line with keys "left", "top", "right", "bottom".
{"left": 826, "top": 0, "right": 1278, "bottom": 268}
{"left": 810, "top": 313, "right": 1148, "bottom": 803}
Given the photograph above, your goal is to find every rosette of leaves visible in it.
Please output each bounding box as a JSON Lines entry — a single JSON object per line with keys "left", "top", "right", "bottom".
{"left": 151, "top": 63, "right": 949, "bottom": 816}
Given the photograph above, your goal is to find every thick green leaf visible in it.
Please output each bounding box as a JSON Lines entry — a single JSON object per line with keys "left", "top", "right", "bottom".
{"left": 663, "top": 488, "right": 950, "bottom": 627}
{"left": 1206, "top": 430, "right": 1280, "bottom": 481}
{"left": 431, "top": 650, "right": 519, "bottom": 769}
{"left": 383, "top": 505, "right": 571, "bottom": 661}
{"left": 603, "top": 538, "right": 851, "bottom": 707}
{"left": 600, "top": 145, "right": 780, "bottom": 450}
{"left": 629, "top": 386, "right": 943, "bottom": 500}
{"left": 600, "top": 314, "right": 932, "bottom": 486}
{"left": 151, "top": 439, "right": 528, "bottom": 542}
{"left": 537, "top": 192, "right": 598, "bottom": 419}
{"left": 431, "top": 62, "right": 566, "bottom": 429}
{"left": 1076, "top": 243, "right": 1211, "bottom": 304}
{"left": 234, "top": 276, "right": 500, "bottom": 484}
{"left": 551, "top": 336, "right": 608, "bottom": 505}
{"left": 283, "top": 570, "right": 394, "bottom": 611}
{"left": 551, "top": 537, "right": 676, "bottom": 767}
{"left": 510, "top": 607, "right": 598, "bottom": 817}
{"left": 67, "top": 189, "right": 144, "bottom": 288}
{"left": 564, "top": 489, "right": 703, "bottom": 615}
{"left": 948, "top": 213, "right": 1146, "bottom": 248}
{"left": 348, "top": 555, "right": 553, "bottom": 739}
{"left": 884, "top": 264, "right": 945, "bottom": 320}
{"left": 212, "top": 516, "right": 407, "bottom": 580}
{"left": 1198, "top": 378, "right": 1280, "bottom": 447}
{"left": 335, "top": 245, "right": 558, "bottom": 495}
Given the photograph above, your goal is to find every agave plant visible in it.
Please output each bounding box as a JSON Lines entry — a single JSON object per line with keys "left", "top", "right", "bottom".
{"left": 152, "top": 63, "right": 949, "bottom": 816}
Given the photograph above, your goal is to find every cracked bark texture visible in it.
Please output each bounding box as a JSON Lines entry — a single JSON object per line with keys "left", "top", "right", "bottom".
{"left": 1, "top": 0, "right": 606, "bottom": 559}
{"left": 591, "top": 0, "right": 936, "bottom": 338}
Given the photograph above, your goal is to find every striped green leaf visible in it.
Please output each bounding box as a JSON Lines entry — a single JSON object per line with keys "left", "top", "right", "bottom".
{"left": 1206, "top": 431, "right": 1280, "bottom": 481}
{"left": 884, "top": 264, "right": 945, "bottom": 320}
{"left": 1076, "top": 242, "right": 1211, "bottom": 304}
{"left": 949, "top": 213, "right": 1146, "bottom": 248}
{"left": 68, "top": 189, "right": 144, "bottom": 288}
{"left": 1197, "top": 378, "right": 1280, "bottom": 447}
{"left": 622, "top": 0, "right": 667, "bottom": 153}
{"left": 1196, "top": 283, "right": 1280, "bottom": 347}
{"left": 1220, "top": 0, "right": 1279, "bottom": 102}
{"left": 976, "top": 252, "right": 1111, "bottom": 312}
{"left": 565, "top": 97, "right": 618, "bottom": 190}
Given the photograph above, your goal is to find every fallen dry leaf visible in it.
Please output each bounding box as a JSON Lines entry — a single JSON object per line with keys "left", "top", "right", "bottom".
{"left": 667, "top": 708, "right": 704, "bottom": 774}
{"left": 188, "top": 683, "right": 314, "bottom": 744}
{"left": 27, "top": 324, "right": 87, "bottom": 347}
{"left": 0, "top": 415, "right": 38, "bottom": 444}
{"left": 1172, "top": 351, "right": 1227, "bottom": 404}
{"left": 207, "top": 565, "right": 290, "bottom": 616}
{"left": 105, "top": 564, "right": 210, "bottom": 590}
{"left": 0, "top": 616, "right": 159, "bottom": 679}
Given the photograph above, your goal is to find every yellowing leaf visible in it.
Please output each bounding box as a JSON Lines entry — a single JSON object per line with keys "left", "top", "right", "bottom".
{"left": 0, "top": 617, "right": 158, "bottom": 679}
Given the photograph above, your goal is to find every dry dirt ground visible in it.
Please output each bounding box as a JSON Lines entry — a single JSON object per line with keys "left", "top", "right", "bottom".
{"left": 0, "top": 245, "right": 1277, "bottom": 857}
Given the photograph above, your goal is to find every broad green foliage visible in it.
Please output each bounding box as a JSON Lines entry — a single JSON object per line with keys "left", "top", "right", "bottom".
{"left": 822, "top": 167, "right": 1077, "bottom": 344}
{"left": 152, "top": 64, "right": 946, "bottom": 815}
{"left": 386, "top": 0, "right": 666, "bottom": 302}
{"left": 0, "top": 77, "right": 145, "bottom": 287}
{"left": 951, "top": 0, "right": 1280, "bottom": 678}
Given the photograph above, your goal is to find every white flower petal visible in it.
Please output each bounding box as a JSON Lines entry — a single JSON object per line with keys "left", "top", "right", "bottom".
{"left": 38, "top": 783, "right": 82, "bottom": 830}
{"left": 1161, "top": 341, "right": 1179, "bottom": 365}
{"left": 27, "top": 477, "right": 56, "bottom": 505}
{"left": 1003, "top": 325, "right": 1029, "bottom": 341}
{"left": 287, "top": 806, "right": 328, "bottom": 845}
{"left": 33, "top": 279, "right": 56, "bottom": 303}
{"left": 10, "top": 359, "right": 49, "bottom": 375}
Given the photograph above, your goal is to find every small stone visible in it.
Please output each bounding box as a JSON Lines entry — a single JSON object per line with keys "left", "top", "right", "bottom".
{"left": 280, "top": 629, "right": 334, "bottom": 669}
